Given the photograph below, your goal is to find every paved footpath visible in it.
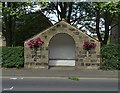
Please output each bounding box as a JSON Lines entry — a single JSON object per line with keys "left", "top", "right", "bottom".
{"left": 1, "top": 68, "right": 118, "bottom": 78}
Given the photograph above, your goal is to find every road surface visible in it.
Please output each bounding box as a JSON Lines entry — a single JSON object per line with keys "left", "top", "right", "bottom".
{"left": 1, "top": 77, "right": 118, "bottom": 91}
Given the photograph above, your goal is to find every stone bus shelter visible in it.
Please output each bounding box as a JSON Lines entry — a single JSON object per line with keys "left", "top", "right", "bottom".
{"left": 24, "top": 20, "right": 101, "bottom": 69}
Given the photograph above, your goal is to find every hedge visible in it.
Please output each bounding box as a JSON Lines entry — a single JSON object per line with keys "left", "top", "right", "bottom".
{"left": 1, "top": 46, "right": 24, "bottom": 68}
{"left": 1, "top": 45, "right": 119, "bottom": 70}
{"left": 100, "top": 44, "right": 120, "bottom": 70}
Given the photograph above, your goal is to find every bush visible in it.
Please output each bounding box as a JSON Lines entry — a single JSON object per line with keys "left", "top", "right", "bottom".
{"left": 68, "top": 77, "right": 80, "bottom": 81}
{"left": 100, "top": 44, "right": 120, "bottom": 70}
{"left": 2, "top": 46, "right": 24, "bottom": 68}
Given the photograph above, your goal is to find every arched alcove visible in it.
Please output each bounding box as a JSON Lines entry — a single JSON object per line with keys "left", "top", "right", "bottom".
{"left": 49, "top": 33, "right": 76, "bottom": 66}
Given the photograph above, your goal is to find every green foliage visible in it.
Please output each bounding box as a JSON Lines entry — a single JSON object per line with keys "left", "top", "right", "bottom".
{"left": 14, "top": 12, "right": 52, "bottom": 46}
{"left": 107, "top": 37, "right": 110, "bottom": 44}
{"left": 2, "top": 2, "right": 33, "bottom": 46}
{"left": 68, "top": 77, "right": 80, "bottom": 81}
{"left": 2, "top": 46, "right": 24, "bottom": 68}
{"left": 100, "top": 44, "right": 120, "bottom": 70}
{"left": 0, "top": 3, "right": 2, "bottom": 8}
{"left": 101, "top": 2, "right": 120, "bottom": 15}
{"left": 100, "top": 2, "right": 120, "bottom": 24}
{"left": 3, "top": 2, "right": 32, "bottom": 18}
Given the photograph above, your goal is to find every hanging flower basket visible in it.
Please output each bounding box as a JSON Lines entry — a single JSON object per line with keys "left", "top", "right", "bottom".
{"left": 27, "top": 37, "right": 44, "bottom": 61}
{"left": 82, "top": 41, "right": 96, "bottom": 57}
{"left": 82, "top": 40, "right": 96, "bottom": 51}
{"left": 27, "top": 37, "right": 44, "bottom": 49}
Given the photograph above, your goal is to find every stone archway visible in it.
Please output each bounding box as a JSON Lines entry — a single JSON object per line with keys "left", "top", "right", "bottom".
{"left": 48, "top": 33, "right": 76, "bottom": 66}
{"left": 24, "top": 20, "right": 100, "bottom": 69}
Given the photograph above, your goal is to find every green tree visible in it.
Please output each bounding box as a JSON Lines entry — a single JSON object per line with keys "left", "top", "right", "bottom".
{"left": 81, "top": 2, "right": 120, "bottom": 45}
{"left": 40, "top": 2, "right": 120, "bottom": 45}
{"left": 2, "top": 2, "right": 32, "bottom": 46}
{"left": 40, "top": 2, "right": 74, "bottom": 23}
{"left": 2, "top": 2, "right": 120, "bottom": 46}
{"left": 101, "top": 2, "right": 120, "bottom": 44}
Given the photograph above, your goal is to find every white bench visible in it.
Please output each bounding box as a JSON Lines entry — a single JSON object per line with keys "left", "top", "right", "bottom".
{"left": 49, "top": 59, "right": 75, "bottom": 66}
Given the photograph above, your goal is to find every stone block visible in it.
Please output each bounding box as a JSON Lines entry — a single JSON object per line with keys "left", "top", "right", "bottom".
{"left": 81, "top": 51, "right": 87, "bottom": 54}
{"left": 91, "top": 59, "right": 97, "bottom": 62}
{"left": 79, "top": 59, "right": 83, "bottom": 62}
{"left": 69, "top": 28, "right": 76, "bottom": 31}
{"left": 79, "top": 55, "right": 86, "bottom": 58}
{"left": 81, "top": 63, "right": 84, "bottom": 66}
{"left": 97, "top": 55, "right": 101, "bottom": 58}
{"left": 89, "top": 50, "right": 96, "bottom": 54}
{"left": 73, "top": 32, "right": 80, "bottom": 35}
{"left": 86, "top": 63, "right": 90, "bottom": 66}
{"left": 90, "top": 39, "right": 95, "bottom": 43}
{"left": 61, "top": 23, "right": 67, "bottom": 27}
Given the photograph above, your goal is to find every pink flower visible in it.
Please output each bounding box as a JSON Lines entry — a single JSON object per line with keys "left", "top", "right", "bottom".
{"left": 41, "top": 40, "right": 44, "bottom": 43}
{"left": 83, "top": 44, "right": 86, "bottom": 49}
{"left": 35, "top": 37, "right": 41, "bottom": 42}
{"left": 27, "top": 40, "right": 34, "bottom": 48}
{"left": 84, "top": 41, "right": 90, "bottom": 45}
{"left": 91, "top": 43, "right": 96, "bottom": 49}
{"left": 82, "top": 40, "right": 96, "bottom": 50}
{"left": 35, "top": 37, "right": 44, "bottom": 43}
{"left": 27, "top": 37, "right": 44, "bottom": 48}
{"left": 34, "top": 40, "right": 39, "bottom": 45}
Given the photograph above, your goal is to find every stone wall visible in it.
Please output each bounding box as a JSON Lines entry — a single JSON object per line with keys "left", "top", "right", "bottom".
{"left": 0, "top": 32, "right": 6, "bottom": 46}
{"left": 110, "top": 25, "right": 120, "bottom": 44}
{"left": 24, "top": 20, "right": 101, "bottom": 69}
